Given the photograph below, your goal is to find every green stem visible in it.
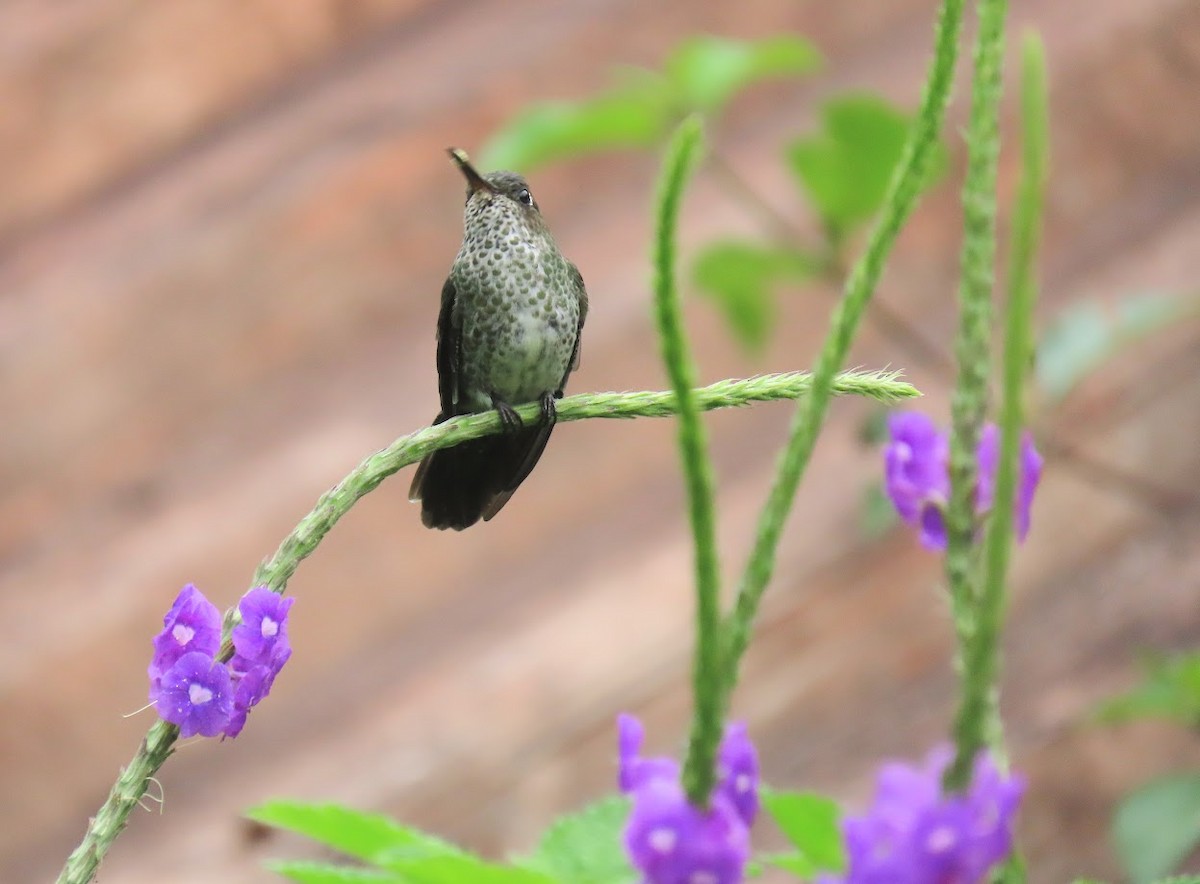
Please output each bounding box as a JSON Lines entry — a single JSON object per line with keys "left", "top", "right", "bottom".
{"left": 941, "top": 0, "right": 1008, "bottom": 655}
{"left": 55, "top": 722, "right": 177, "bottom": 884}
{"left": 720, "top": 0, "right": 967, "bottom": 697}
{"left": 651, "top": 117, "right": 724, "bottom": 807}
{"left": 54, "top": 368, "right": 917, "bottom": 884}
{"left": 947, "top": 30, "right": 1046, "bottom": 789}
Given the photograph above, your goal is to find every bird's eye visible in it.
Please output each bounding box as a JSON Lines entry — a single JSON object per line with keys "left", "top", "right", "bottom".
{"left": 517, "top": 189, "right": 534, "bottom": 207}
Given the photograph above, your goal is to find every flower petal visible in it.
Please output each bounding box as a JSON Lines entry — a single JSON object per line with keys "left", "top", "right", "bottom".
{"left": 154, "top": 651, "right": 234, "bottom": 738}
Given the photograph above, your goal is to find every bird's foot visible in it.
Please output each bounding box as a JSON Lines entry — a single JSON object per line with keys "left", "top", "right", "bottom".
{"left": 538, "top": 391, "right": 558, "bottom": 429}
{"left": 490, "top": 394, "right": 524, "bottom": 436}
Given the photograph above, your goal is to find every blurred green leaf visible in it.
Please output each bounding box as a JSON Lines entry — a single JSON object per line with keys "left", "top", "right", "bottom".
{"left": 787, "top": 94, "right": 947, "bottom": 241}
{"left": 269, "top": 862, "right": 405, "bottom": 884}
{"left": 247, "top": 802, "right": 459, "bottom": 866}
{"left": 1095, "top": 653, "right": 1200, "bottom": 727}
{"left": 381, "top": 855, "right": 556, "bottom": 884}
{"left": 666, "top": 35, "right": 821, "bottom": 114}
{"left": 857, "top": 408, "right": 890, "bottom": 447}
{"left": 760, "top": 852, "right": 819, "bottom": 877}
{"left": 761, "top": 789, "right": 846, "bottom": 874}
{"left": 861, "top": 482, "right": 899, "bottom": 539}
{"left": 481, "top": 36, "right": 820, "bottom": 170}
{"left": 1036, "top": 291, "right": 1200, "bottom": 401}
{"left": 480, "top": 71, "right": 674, "bottom": 171}
{"left": 692, "top": 240, "right": 823, "bottom": 351}
{"left": 516, "top": 796, "right": 636, "bottom": 884}
{"left": 1114, "top": 773, "right": 1200, "bottom": 884}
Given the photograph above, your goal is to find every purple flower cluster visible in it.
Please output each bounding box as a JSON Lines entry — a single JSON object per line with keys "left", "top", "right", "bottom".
{"left": 820, "top": 746, "right": 1024, "bottom": 884}
{"left": 148, "top": 584, "right": 293, "bottom": 738}
{"left": 884, "top": 412, "right": 1043, "bottom": 550}
{"left": 618, "top": 714, "right": 759, "bottom": 884}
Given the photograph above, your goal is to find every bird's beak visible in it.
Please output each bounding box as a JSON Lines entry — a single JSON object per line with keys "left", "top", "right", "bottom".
{"left": 447, "top": 147, "right": 496, "bottom": 195}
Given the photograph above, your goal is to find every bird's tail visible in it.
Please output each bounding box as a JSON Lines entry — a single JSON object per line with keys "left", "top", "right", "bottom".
{"left": 409, "top": 415, "right": 554, "bottom": 531}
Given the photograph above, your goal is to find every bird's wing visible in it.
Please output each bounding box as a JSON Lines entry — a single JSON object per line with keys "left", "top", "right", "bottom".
{"left": 436, "top": 275, "right": 461, "bottom": 417}
{"left": 567, "top": 262, "right": 588, "bottom": 374}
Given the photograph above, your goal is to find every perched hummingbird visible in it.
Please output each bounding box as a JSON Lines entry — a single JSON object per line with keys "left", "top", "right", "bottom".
{"left": 409, "top": 149, "right": 588, "bottom": 530}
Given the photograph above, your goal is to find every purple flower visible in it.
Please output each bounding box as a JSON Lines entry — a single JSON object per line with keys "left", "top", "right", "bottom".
{"left": 618, "top": 714, "right": 681, "bottom": 793}
{"left": 224, "top": 665, "right": 271, "bottom": 739}
{"left": 224, "top": 588, "right": 294, "bottom": 739}
{"left": 884, "top": 412, "right": 951, "bottom": 550}
{"left": 883, "top": 413, "right": 1043, "bottom": 551}
{"left": 154, "top": 651, "right": 235, "bottom": 738}
{"left": 231, "top": 586, "right": 294, "bottom": 673}
{"left": 617, "top": 715, "right": 757, "bottom": 884}
{"left": 976, "top": 427, "right": 1043, "bottom": 542}
{"left": 147, "top": 584, "right": 296, "bottom": 739}
{"left": 148, "top": 584, "right": 222, "bottom": 700}
{"left": 821, "top": 746, "right": 1024, "bottom": 884}
{"left": 717, "top": 722, "right": 759, "bottom": 827}
{"left": 625, "top": 778, "right": 750, "bottom": 884}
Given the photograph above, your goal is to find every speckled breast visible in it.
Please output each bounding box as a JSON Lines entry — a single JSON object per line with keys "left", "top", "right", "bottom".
{"left": 452, "top": 234, "right": 579, "bottom": 412}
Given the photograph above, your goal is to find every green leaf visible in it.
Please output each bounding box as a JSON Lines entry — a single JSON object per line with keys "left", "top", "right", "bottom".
{"left": 760, "top": 851, "right": 818, "bottom": 878}
{"left": 247, "top": 801, "right": 459, "bottom": 866}
{"left": 856, "top": 408, "right": 890, "bottom": 447}
{"left": 761, "top": 789, "right": 846, "bottom": 874}
{"left": 516, "top": 795, "right": 637, "bottom": 884}
{"left": 1036, "top": 291, "right": 1200, "bottom": 400}
{"left": 860, "top": 482, "right": 899, "bottom": 540}
{"left": 1095, "top": 653, "right": 1200, "bottom": 727}
{"left": 479, "top": 71, "right": 674, "bottom": 171}
{"left": 268, "top": 861, "right": 406, "bottom": 884}
{"left": 692, "top": 240, "right": 822, "bottom": 351}
{"left": 381, "top": 855, "right": 556, "bottom": 884}
{"left": 666, "top": 35, "right": 821, "bottom": 114}
{"left": 1114, "top": 773, "right": 1200, "bottom": 884}
{"left": 787, "top": 94, "right": 947, "bottom": 241}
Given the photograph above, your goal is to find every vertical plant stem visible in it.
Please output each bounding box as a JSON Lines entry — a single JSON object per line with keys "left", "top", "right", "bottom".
{"left": 948, "top": 30, "right": 1047, "bottom": 787}
{"left": 720, "top": 0, "right": 968, "bottom": 696}
{"left": 653, "top": 116, "right": 724, "bottom": 807}
{"left": 941, "top": 0, "right": 1008, "bottom": 649}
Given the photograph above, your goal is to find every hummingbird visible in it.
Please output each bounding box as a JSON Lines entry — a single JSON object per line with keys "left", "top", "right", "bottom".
{"left": 409, "top": 148, "right": 588, "bottom": 530}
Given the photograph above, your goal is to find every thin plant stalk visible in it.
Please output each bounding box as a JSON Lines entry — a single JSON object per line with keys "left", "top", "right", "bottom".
{"left": 720, "top": 0, "right": 969, "bottom": 698}
{"left": 650, "top": 115, "right": 726, "bottom": 807}
{"left": 941, "top": 0, "right": 1008, "bottom": 650}
{"left": 948, "top": 30, "right": 1047, "bottom": 788}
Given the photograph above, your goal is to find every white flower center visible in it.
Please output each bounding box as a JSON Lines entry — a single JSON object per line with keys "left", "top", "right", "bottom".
{"left": 647, "top": 827, "right": 677, "bottom": 854}
{"left": 172, "top": 624, "right": 195, "bottom": 645}
{"left": 735, "top": 773, "right": 752, "bottom": 793}
{"left": 689, "top": 871, "right": 719, "bottom": 884}
{"left": 188, "top": 682, "right": 214, "bottom": 706}
{"left": 260, "top": 616, "right": 278, "bottom": 639}
{"left": 926, "top": 824, "right": 957, "bottom": 854}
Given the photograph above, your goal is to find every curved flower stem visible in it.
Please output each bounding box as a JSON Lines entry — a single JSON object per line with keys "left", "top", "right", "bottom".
{"left": 720, "top": 0, "right": 967, "bottom": 699}
{"left": 250, "top": 370, "right": 917, "bottom": 595}
{"left": 55, "top": 368, "right": 918, "bottom": 884}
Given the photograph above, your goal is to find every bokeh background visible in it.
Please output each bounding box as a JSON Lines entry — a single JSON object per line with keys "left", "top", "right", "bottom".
{"left": 3, "top": 1, "right": 1200, "bottom": 881}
